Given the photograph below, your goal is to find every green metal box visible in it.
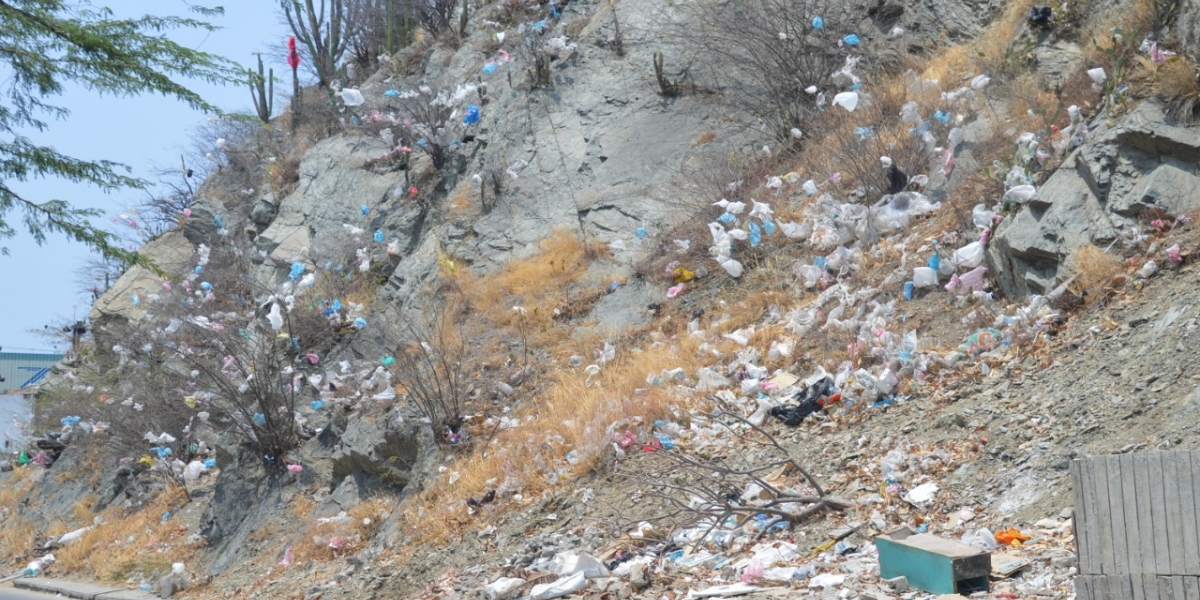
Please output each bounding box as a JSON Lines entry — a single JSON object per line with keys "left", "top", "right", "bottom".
{"left": 876, "top": 527, "right": 991, "bottom": 595}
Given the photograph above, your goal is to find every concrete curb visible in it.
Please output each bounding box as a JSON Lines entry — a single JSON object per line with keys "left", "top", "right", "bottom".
{"left": 10, "top": 577, "right": 158, "bottom": 600}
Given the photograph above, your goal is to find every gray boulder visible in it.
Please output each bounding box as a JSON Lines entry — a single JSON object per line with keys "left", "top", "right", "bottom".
{"left": 991, "top": 101, "right": 1200, "bottom": 297}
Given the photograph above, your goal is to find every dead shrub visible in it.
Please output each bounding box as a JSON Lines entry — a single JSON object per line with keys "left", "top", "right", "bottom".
{"left": 1064, "top": 244, "right": 1124, "bottom": 302}
{"left": 1155, "top": 57, "right": 1200, "bottom": 120}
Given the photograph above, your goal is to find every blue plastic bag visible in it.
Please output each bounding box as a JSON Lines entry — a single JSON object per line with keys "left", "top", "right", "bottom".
{"left": 636, "top": 226, "right": 647, "bottom": 239}
{"left": 718, "top": 212, "right": 737, "bottom": 224}
{"left": 463, "top": 104, "right": 481, "bottom": 125}
{"left": 934, "top": 110, "right": 951, "bottom": 124}
{"left": 384, "top": 89, "right": 400, "bottom": 97}
{"left": 812, "top": 16, "right": 824, "bottom": 29}
{"left": 903, "top": 281, "right": 915, "bottom": 300}
{"left": 253, "top": 413, "right": 266, "bottom": 426}
{"left": 762, "top": 220, "right": 776, "bottom": 235}
{"left": 374, "top": 229, "right": 384, "bottom": 243}
{"left": 927, "top": 254, "right": 940, "bottom": 271}
{"left": 482, "top": 63, "right": 497, "bottom": 74}
{"left": 200, "top": 282, "right": 212, "bottom": 291}
{"left": 361, "top": 204, "right": 370, "bottom": 215}
{"left": 353, "top": 317, "right": 368, "bottom": 330}
{"left": 310, "top": 400, "right": 325, "bottom": 410}
{"left": 289, "top": 262, "right": 306, "bottom": 281}
{"left": 748, "top": 222, "right": 762, "bottom": 247}
{"left": 843, "top": 34, "right": 860, "bottom": 46}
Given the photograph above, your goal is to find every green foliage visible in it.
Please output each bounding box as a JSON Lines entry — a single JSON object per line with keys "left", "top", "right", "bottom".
{"left": 0, "top": 0, "right": 242, "bottom": 264}
{"left": 1093, "top": 28, "right": 1139, "bottom": 112}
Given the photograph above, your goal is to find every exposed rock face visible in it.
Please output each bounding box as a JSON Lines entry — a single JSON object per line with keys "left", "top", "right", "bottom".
{"left": 88, "top": 230, "right": 196, "bottom": 322}
{"left": 1178, "top": 0, "right": 1200, "bottom": 63}
{"left": 323, "top": 404, "right": 438, "bottom": 506}
{"left": 991, "top": 101, "right": 1200, "bottom": 297}
{"left": 255, "top": 136, "right": 427, "bottom": 268}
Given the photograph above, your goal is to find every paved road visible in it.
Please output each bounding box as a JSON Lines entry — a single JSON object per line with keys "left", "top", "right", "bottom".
{"left": 0, "top": 588, "right": 62, "bottom": 600}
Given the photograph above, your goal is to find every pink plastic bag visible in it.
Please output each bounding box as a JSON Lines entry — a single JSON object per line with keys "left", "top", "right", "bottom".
{"left": 946, "top": 266, "right": 988, "bottom": 293}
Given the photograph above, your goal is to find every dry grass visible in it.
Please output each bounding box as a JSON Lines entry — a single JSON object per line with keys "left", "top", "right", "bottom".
{"left": 0, "top": 467, "right": 42, "bottom": 564}
{"left": 453, "top": 229, "right": 610, "bottom": 349}
{"left": 290, "top": 497, "right": 393, "bottom": 563}
{"left": 1064, "top": 244, "right": 1125, "bottom": 303}
{"left": 448, "top": 180, "right": 476, "bottom": 218}
{"left": 398, "top": 332, "right": 717, "bottom": 544}
{"left": 1154, "top": 57, "right": 1200, "bottom": 119}
{"left": 52, "top": 486, "right": 194, "bottom": 581}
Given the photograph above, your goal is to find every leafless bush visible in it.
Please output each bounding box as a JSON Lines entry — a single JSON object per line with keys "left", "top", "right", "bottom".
{"left": 415, "top": 0, "right": 463, "bottom": 37}
{"left": 628, "top": 410, "right": 849, "bottom": 540}
{"left": 83, "top": 237, "right": 340, "bottom": 461}
{"left": 383, "top": 84, "right": 475, "bottom": 170}
{"left": 679, "top": 0, "right": 857, "bottom": 142}
{"left": 809, "top": 87, "right": 944, "bottom": 201}
{"left": 386, "top": 300, "right": 470, "bottom": 437}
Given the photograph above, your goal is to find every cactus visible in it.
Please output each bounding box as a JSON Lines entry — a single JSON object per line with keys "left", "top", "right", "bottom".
{"left": 654, "top": 52, "right": 678, "bottom": 97}
{"left": 250, "top": 54, "right": 274, "bottom": 124}
{"left": 459, "top": 0, "right": 470, "bottom": 37}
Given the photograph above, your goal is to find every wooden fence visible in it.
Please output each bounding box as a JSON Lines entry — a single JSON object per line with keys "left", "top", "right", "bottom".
{"left": 1071, "top": 451, "right": 1200, "bottom": 600}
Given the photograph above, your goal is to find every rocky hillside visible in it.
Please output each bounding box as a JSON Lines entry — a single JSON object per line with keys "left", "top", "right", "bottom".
{"left": 4, "top": 0, "right": 1200, "bottom": 598}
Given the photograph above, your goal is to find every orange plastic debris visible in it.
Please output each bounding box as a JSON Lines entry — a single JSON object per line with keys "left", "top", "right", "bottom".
{"left": 994, "top": 528, "right": 1032, "bottom": 545}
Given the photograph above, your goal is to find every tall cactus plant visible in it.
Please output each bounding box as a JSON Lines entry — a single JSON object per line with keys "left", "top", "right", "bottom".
{"left": 250, "top": 54, "right": 274, "bottom": 124}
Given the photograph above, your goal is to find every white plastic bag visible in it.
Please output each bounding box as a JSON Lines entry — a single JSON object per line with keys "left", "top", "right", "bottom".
{"left": 554, "top": 553, "right": 609, "bottom": 579}
{"left": 795, "top": 264, "right": 824, "bottom": 288}
{"left": 183, "top": 460, "right": 206, "bottom": 481}
{"left": 912, "top": 267, "right": 938, "bottom": 288}
{"left": 530, "top": 572, "right": 587, "bottom": 600}
{"left": 950, "top": 241, "right": 986, "bottom": 269}
{"left": 779, "top": 220, "right": 811, "bottom": 240}
{"left": 340, "top": 88, "right": 366, "bottom": 106}
{"left": 832, "top": 91, "right": 859, "bottom": 112}
{"left": 484, "top": 577, "right": 527, "bottom": 600}
{"left": 1003, "top": 184, "right": 1037, "bottom": 204}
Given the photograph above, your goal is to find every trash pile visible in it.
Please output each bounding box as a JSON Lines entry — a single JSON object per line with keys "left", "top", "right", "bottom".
{"left": 475, "top": 500, "right": 1079, "bottom": 599}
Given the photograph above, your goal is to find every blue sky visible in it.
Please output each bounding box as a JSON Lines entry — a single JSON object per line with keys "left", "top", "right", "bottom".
{"left": 0, "top": 1, "right": 287, "bottom": 353}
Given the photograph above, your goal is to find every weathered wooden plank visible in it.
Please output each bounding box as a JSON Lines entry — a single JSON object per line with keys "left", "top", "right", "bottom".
{"left": 1166, "top": 451, "right": 1195, "bottom": 573}
{"left": 1131, "top": 572, "right": 1146, "bottom": 600}
{"left": 1112, "top": 575, "right": 1130, "bottom": 600}
{"left": 1142, "top": 575, "right": 1155, "bottom": 600}
{"left": 1132, "top": 453, "right": 1161, "bottom": 571}
{"left": 1190, "top": 451, "right": 1200, "bottom": 576}
{"left": 1184, "top": 575, "right": 1200, "bottom": 600}
{"left": 1074, "top": 458, "right": 1099, "bottom": 575}
{"left": 1092, "top": 456, "right": 1116, "bottom": 575}
{"left": 1173, "top": 575, "right": 1187, "bottom": 600}
{"left": 1164, "top": 452, "right": 1188, "bottom": 576}
{"left": 1109, "top": 454, "right": 1131, "bottom": 574}
{"left": 1161, "top": 575, "right": 1178, "bottom": 600}
{"left": 1076, "top": 576, "right": 1091, "bottom": 600}
{"left": 1148, "top": 454, "right": 1173, "bottom": 574}
{"left": 1118, "top": 453, "right": 1147, "bottom": 571}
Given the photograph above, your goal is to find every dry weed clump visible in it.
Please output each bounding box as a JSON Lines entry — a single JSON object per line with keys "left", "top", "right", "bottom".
{"left": 1154, "top": 57, "right": 1200, "bottom": 119}
{"left": 53, "top": 486, "right": 193, "bottom": 581}
{"left": 1064, "top": 244, "right": 1125, "bottom": 302}
{"left": 454, "top": 229, "right": 608, "bottom": 348}
{"left": 399, "top": 334, "right": 711, "bottom": 544}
